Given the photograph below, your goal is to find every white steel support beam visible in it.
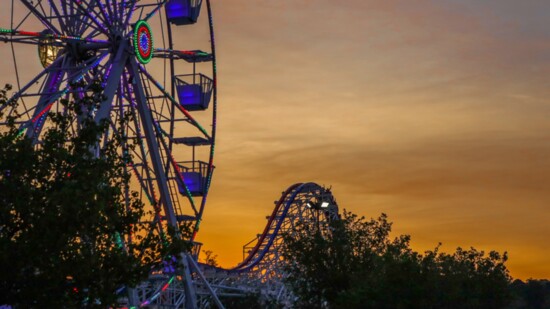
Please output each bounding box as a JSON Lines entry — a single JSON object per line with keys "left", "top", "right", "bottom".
{"left": 128, "top": 58, "right": 198, "bottom": 309}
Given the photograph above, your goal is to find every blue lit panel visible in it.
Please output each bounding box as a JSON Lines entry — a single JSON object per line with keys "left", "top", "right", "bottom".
{"left": 178, "top": 172, "right": 204, "bottom": 196}
{"left": 177, "top": 84, "right": 207, "bottom": 111}
{"left": 165, "top": 0, "right": 200, "bottom": 25}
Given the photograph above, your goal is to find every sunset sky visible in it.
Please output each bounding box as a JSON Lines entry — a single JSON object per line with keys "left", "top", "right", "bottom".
{"left": 200, "top": 0, "right": 550, "bottom": 280}
{"left": 1, "top": 0, "right": 550, "bottom": 280}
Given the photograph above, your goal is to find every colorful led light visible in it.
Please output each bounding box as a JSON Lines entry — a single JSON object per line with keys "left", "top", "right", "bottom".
{"left": 31, "top": 102, "right": 55, "bottom": 123}
{"left": 138, "top": 276, "right": 176, "bottom": 307}
{"left": 0, "top": 28, "right": 14, "bottom": 34}
{"left": 133, "top": 20, "right": 154, "bottom": 64}
{"left": 154, "top": 48, "right": 210, "bottom": 57}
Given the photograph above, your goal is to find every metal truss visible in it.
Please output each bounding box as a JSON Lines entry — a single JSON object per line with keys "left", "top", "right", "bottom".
{"left": 196, "top": 183, "right": 339, "bottom": 308}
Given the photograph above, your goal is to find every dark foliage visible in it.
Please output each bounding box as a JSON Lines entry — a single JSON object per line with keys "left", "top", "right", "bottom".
{"left": 0, "top": 84, "right": 188, "bottom": 308}
{"left": 281, "top": 210, "right": 512, "bottom": 309}
{"left": 211, "top": 293, "right": 283, "bottom": 309}
{"left": 508, "top": 279, "right": 550, "bottom": 309}
{"left": 202, "top": 250, "right": 219, "bottom": 267}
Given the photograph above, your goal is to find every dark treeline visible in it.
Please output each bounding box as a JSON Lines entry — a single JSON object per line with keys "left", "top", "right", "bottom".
{"left": 508, "top": 279, "right": 550, "bottom": 309}
{"left": 220, "top": 211, "right": 550, "bottom": 309}
{"left": 278, "top": 211, "right": 550, "bottom": 309}
{"left": 213, "top": 210, "right": 550, "bottom": 309}
{"left": 280, "top": 211, "right": 510, "bottom": 309}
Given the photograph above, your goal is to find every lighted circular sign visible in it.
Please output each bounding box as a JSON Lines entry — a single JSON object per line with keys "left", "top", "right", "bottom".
{"left": 133, "top": 20, "right": 154, "bottom": 64}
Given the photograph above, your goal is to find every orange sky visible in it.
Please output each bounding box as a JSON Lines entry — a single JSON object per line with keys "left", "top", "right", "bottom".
{"left": 2, "top": 0, "right": 550, "bottom": 280}
{"left": 197, "top": 0, "right": 550, "bottom": 280}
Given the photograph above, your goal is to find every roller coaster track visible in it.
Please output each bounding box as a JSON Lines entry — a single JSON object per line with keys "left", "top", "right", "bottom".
{"left": 232, "top": 182, "right": 338, "bottom": 272}
{"left": 195, "top": 182, "right": 339, "bottom": 306}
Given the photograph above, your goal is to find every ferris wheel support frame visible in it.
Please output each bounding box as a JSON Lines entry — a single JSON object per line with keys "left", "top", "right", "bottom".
{"left": 1, "top": 0, "right": 225, "bottom": 307}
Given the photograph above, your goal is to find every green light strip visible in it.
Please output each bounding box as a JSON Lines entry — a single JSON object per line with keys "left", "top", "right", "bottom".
{"left": 133, "top": 20, "right": 154, "bottom": 64}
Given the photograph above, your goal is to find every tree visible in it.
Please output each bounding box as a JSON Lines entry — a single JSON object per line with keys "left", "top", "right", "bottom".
{"left": 0, "top": 84, "right": 187, "bottom": 308}
{"left": 281, "top": 210, "right": 512, "bottom": 309}
{"left": 509, "top": 279, "right": 550, "bottom": 309}
{"left": 202, "top": 250, "right": 220, "bottom": 267}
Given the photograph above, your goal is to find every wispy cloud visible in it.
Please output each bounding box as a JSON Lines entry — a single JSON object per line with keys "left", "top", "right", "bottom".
{"left": 197, "top": 0, "right": 550, "bottom": 279}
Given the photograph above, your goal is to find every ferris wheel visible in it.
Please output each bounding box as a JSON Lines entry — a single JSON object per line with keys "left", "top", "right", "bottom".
{"left": 1, "top": 0, "right": 217, "bottom": 307}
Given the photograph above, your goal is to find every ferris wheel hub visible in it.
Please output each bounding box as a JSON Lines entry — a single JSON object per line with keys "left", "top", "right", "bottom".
{"left": 67, "top": 41, "right": 98, "bottom": 62}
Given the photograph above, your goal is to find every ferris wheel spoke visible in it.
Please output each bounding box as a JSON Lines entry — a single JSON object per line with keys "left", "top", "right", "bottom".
{"left": 140, "top": 1, "right": 168, "bottom": 22}
{"left": 62, "top": 2, "right": 93, "bottom": 35}
{"left": 153, "top": 48, "right": 213, "bottom": 62}
{"left": 91, "top": 0, "right": 114, "bottom": 29}
{"left": 10, "top": 6, "right": 33, "bottom": 31}
{"left": 0, "top": 27, "right": 110, "bottom": 48}
{"left": 123, "top": 0, "right": 138, "bottom": 30}
{"left": 17, "top": 51, "right": 109, "bottom": 136}
{"left": 23, "top": 64, "right": 66, "bottom": 140}
{"left": 71, "top": 0, "right": 110, "bottom": 35}
{"left": 0, "top": 55, "right": 67, "bottom": 115}
{"left": 19, "top": 0, "right": 61, "bottom": 34}
{"left": 75, "top": 12, "right": 108, "bottom": 37}
{"left": 104, "top": 0, "right": 117, "bottom": 24}
{"left": 105, "top": 0, "right": 127, "bottom": 28}
{"left": 66, "top": 1, "right": 88, "bottom": 35}
{"left": 46, "top": 0, "right": 70, "bottom": 35}
{"left": 60, "top": 1, "right": 73, "bottom": 32}
{"left": 112, "top": 0, "right": 130, "bottom": 26}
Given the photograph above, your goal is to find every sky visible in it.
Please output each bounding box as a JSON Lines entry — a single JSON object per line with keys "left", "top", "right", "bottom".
{"left": 1, "top": 0, "right": 550, "bottom": 280}
{"left": 198, "top": 0, "right": 550, "bottom": 280}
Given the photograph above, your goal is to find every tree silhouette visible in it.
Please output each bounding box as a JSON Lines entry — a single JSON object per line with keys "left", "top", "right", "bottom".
{"left": 281, "top": 210, "right": 512, "bottom": 309}
{"left": 0, "top": 84, "right": 188, "bottom": 308}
